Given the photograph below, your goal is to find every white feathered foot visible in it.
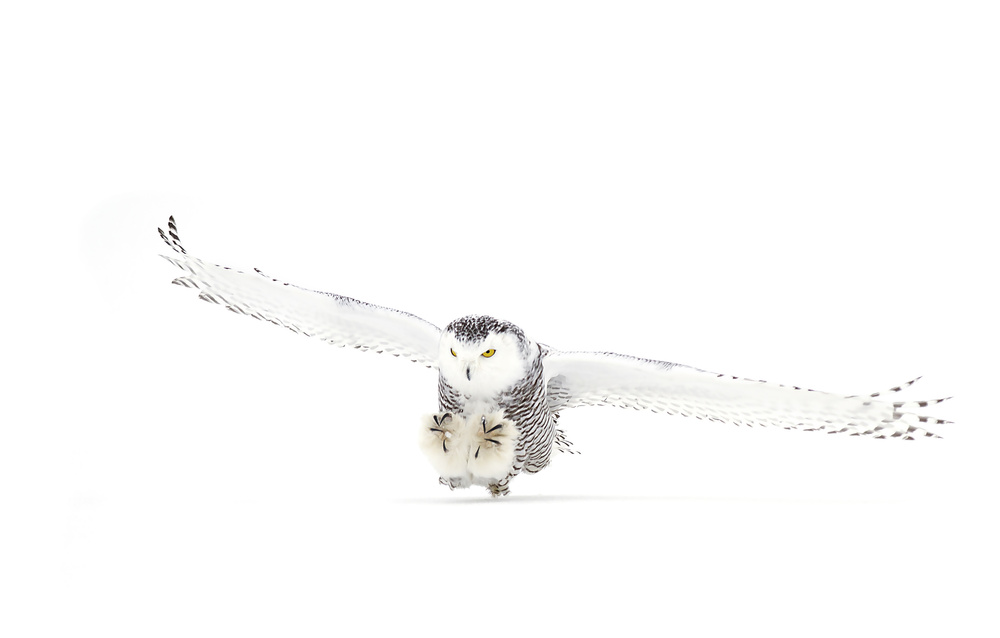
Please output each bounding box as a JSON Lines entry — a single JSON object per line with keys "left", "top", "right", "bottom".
{"left": 466, "top": 413, "right": 519, "bottom": 486}
{"left": 418, "top": 412, "right": 520, "bottom": 496}
{"left": 418, "top": 413, "right": 472, "bottom": 489}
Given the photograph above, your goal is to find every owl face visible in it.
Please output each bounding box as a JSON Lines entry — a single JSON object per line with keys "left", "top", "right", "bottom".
{"left": 440, "top": 315, "right": 532, "bottom": 396}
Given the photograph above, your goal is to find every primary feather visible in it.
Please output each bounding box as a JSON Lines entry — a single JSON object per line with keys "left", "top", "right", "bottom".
{"left": 543, "top": 351, "right": 950, "bottom": 439}
{"left": 159, "top": 216, "right": 441, "bottom": 367}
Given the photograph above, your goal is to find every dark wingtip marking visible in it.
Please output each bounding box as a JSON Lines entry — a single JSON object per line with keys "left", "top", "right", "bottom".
{"left": 159, "top": 217, "right": 187, "bottom": 254}
{"left": 171, "top": 277, "right": 197, "bottom": 288}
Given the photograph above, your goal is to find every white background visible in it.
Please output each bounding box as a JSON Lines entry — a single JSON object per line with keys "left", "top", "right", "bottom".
{"left": 2, "top": 2, "right": 998, "bottom": 636}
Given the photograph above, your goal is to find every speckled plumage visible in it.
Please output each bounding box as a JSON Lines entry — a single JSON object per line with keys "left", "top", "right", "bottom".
{"left": 446, "top": 316, "right": 526, "bottom": 348}
{"left": 159, "top": 217, "right": 952, "bottom": 497}
{"left": 436, "top": 337, "right": 558, "bottom": 495}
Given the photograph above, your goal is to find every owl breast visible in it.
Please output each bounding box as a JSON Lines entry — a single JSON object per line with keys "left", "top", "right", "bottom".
{"left": 437, "top": 344, "right": 556, "bottom": 476}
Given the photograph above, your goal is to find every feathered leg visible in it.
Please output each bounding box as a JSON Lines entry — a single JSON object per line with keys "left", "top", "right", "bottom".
{"left": 466, "top": 413, "right": 519, "bottom": 484}
{"left": 418, "top": 413, "right": 472, "bottom": 488}
{"left": 419, "top": 412, "right": 520, "bottom": 496}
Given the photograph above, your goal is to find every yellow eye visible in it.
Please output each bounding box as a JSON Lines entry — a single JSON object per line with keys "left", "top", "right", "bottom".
{"left": 482, "top": 349, "right": 496, "bottom": 358}
{"left": 450, "top": 348, "right": 457, "bottom": 357}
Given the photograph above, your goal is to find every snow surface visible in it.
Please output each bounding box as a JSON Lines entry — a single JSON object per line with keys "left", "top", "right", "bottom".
{"left": 2, "top": 3, "right": 998, "bottom": 637}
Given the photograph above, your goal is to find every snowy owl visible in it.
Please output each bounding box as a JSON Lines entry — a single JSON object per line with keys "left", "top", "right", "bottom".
{"left": 159, "top": 217, "right": 950, "bottom": 497}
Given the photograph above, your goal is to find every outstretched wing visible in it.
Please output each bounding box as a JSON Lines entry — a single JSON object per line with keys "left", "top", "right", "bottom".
{"left": 543, "top": 350, "right": 950, "bottom": 439}
{"left": 159, "top": 216, "right": 442, "bottom": 367}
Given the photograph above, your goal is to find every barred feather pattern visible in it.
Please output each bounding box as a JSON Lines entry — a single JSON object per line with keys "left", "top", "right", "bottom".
{"left": 438, "top": 345, "right": 564, "bottom": 495}
{"left": 158, "top": 216, "right": 442, "bottom": 366}
{"left": 543, "top": 351, "right": 951, "bottom": 440}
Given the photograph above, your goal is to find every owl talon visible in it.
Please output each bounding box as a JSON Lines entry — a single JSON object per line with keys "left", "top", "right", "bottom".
{"left": 483, "top": 417, "right": 503, "bottom": 435}
{"left": 420, "top": 412, "right": 519, "bottom": 491}
{"left": 419, "top": 413, "right": 471, "bottom": 483}
{"left": 466, "top": 413, "right": 518, "bottom": 482}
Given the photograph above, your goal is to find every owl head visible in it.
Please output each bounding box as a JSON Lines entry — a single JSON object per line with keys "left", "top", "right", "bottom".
{"left": 440, "top": 315, "right": 534, "bottom": 396}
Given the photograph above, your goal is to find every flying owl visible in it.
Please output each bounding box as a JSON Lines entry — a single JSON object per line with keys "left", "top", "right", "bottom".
{"left": 158, "top": 217, "right": 950, "bottom": 497}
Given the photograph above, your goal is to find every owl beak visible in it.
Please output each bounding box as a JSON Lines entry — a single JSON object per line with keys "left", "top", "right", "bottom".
{"left": 466, "top": 364, "right": 472, "bottom": 381}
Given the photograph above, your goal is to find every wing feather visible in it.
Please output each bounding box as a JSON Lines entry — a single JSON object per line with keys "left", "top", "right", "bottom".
{"left": 543, "top": 350, "right": 950, "bottom": 439}
{"left": 158, "top": 216, "right": 442, "bottom": 367}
